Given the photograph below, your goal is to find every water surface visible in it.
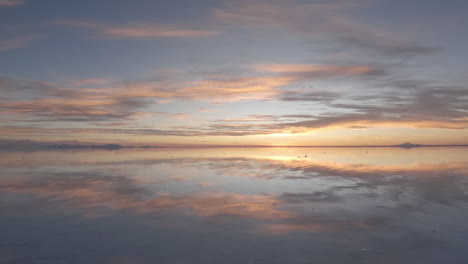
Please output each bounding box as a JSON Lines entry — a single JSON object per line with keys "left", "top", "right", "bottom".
{"left": 1, "top": 147, "right": 468, "bottom": 263}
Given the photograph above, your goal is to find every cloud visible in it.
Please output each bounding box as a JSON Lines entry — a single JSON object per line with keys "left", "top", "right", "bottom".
{"left": 340, "top": 36, "right": 440, "bottom": 57}
{"left": 0, "top": 73, "right": 301, "bottom": 122}
{"left": 0, "top": 97, "right": 149, "bottom": 122}
{"left": 102, "top": 23, "right": 219, "bottom": 38}
{"left": 71, "top": 78, "right": 115, "bottom": 86}
{"left": 2, "top": 83, "right": 468, "bottom": 137}
{"left": 0, "top": 0, "right": 22, "bottom": 7}
{"left": 0, "top": 76, "right": 56, "bottom": 96}
{"left": 180, "top": 75, "right": 297, "bottom": 102}
{"left": 280, "top": 192, "right": 342, "bottom": 204}
{"left": 0, "top": 77, "right": 151, "bottom": 121}
{"left": 197, "top": 108, "right": 222, "bottom": 113}
{"left": 213, "top": 0, "right": 358, "bottom": 29}
{"left": 52, "top": 1, "right": 437, "bottom": 58}
{"left": 0, "top": 35, "right": 38, "bottom": 51}
{"left": 281, "top": 90, "right": 468, "bottom": 129}
{"left": 2, "top": 69, "right": 467, "bottom": 135}
{"left": 0, "top": 125, "right": 279, "bottom": 137}
{"left": 213, "top": 0, "right": 438, "bottom": 57}
{"left": 57, "top": 20, "right": 219, "bottom": 39}
{"left": 220, "top": 114, "right": 280, "bottom": 123}
{"left": 120, "top": 74, "right": 297, "bottom": 102}
{"left": 210, "top": 86, "right": 468, "bottom": 134}
{"left": 213, "top": 85, "right": 468, "bottom": 133}
{"left": 279, "top": 91, "right": 340, "bottom": 102}
{"left": 254, "top": 63, "right": 383, "bottom": 77}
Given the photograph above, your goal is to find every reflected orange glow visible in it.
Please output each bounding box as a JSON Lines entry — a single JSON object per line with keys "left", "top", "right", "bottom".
{"left": 2, "top": 147, "right": 467, "bottom": 169}
{"left": 2, "top": 147, "right": 468, "bottom": 234}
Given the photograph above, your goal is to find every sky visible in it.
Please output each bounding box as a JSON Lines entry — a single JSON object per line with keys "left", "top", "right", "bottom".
{"left": 0, "top": 0, "right": 468, "bottom": 146}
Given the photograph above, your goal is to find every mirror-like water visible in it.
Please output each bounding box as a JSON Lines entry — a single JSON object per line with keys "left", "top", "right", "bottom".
{"left": 1, "top": 147, "right": 468, "bottom": 263}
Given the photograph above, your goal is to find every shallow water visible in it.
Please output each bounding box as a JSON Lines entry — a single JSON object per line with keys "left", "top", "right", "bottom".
{"left": 1, "top": 147, "right": 468, "bottom": 264}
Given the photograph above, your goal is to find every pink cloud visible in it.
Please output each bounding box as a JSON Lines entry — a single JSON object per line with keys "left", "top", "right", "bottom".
{"left": 72, "top": 78, "right": 115, "bottom": 86}
{"left": 0, "top": 0, "right": 22, "bottom": 7}
{"left": 197, "top": 108, "right": 222, "bottom": 112}
{"left": 57, "top": 20, "right": 219, "bottom": 39}
{"left": 254, "top": 63, "right": 381, "bottom": 76}
{"left": 0, "top": 35, "right": 39, "bottom": 51}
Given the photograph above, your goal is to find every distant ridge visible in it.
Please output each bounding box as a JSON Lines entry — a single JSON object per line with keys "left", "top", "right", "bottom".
{"left": 1, "top": 139, "right": 468, "bottom": 150}
{"left": 0, "top": 140, "right": 165, "bottom": 151}
{"left": 46, "top": 142, "right": 468, "bottom": 149}
{"left": 45, "top": 144, "right": 163, "bottom": 150}
{"left": 392, "top": 142, "right": 468, "bottom": 149}
{"left": 394, "top": 142, "right": 421, "bottom": 149}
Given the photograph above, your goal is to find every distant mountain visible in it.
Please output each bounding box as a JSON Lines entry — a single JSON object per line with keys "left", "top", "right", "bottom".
{"left": 46, "top": 144, "right": 125, "bottom": 150}
{"left": 45, "top": 144, "right": 164, "bottom": 150}
{"left": 394, "top": 142, "right": 421, "bottom": 149}
{"left": 0, "top": 140, "right": 164, "bottom": 151}
{"left": 1, "top": 139, "right": 467, "bottom": 151}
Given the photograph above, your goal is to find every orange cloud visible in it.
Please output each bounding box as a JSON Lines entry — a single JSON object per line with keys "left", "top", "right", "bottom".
{"left": 88, "top": 75, "right": 297, "bottom": 102}
{"left": 181, "top": 75, "right": 297, "bottom": 102}
{"left": 101, "top": 23, "right": 218, "bottom": 38}
{"left": 57, "top": 20, "right": 219, "bottom": 39}
{"left": 254, "top": 64, "right": 381, "bottom": 76}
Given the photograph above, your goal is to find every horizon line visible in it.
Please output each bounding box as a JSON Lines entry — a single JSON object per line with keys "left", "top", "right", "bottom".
{"left": 2, "top": 139, "right": 468, "bottom": 150}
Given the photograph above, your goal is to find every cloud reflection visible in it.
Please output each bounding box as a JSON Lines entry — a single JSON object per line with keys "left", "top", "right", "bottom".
{"left": 2, "top": 148, "right": 468, "bottom": 235}
{"left": 2, "top": 148, "right": 468, "bottom": 263}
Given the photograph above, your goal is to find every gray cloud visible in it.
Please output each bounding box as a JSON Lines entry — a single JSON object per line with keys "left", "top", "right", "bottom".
{"left": 1, "top": 68, "right": 467, "bottom": 135}
{"left": 0, "top": 0, "right": 22, "bottom": 8}
{"left": 280, "top": 91, "right": 341, "bottom": 102}
{"left": 0, "top": 35, "right": 39, "bottom": 51}
{"left": 339, "top": 36, "right": 440, "bottom": 57}
{"left": 213, "top": 0, "right": 440, "bottom": 58}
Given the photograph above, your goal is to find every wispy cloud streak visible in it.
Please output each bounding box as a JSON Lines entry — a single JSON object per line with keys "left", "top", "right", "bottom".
{"left": 0, "top": 0, "right": 22, "bottom": 7}
{"left": 57, "top": 20, "right": 219, "bottom": 39}
{"left": 213, "top": 0, "right": 438, "bottom": 57}
{"left": 0, "top": 35, "right": 38, "bottom": 51}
